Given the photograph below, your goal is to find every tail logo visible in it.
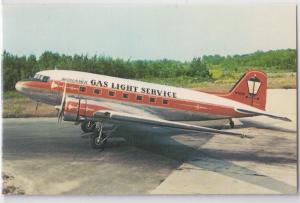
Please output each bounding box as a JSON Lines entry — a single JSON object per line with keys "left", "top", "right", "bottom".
{"left": 247, "top": 76, "right": 261, "bottom": 96}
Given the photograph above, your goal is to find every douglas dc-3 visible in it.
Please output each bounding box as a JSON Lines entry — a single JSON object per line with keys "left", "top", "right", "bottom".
{"left": 15, "top": 70, "right": 291, "bottom": 149}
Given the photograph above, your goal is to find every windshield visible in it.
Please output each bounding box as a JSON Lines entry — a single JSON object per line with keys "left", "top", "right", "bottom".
{"left": 31, "top": 74, "right": 50, "bottom": 82}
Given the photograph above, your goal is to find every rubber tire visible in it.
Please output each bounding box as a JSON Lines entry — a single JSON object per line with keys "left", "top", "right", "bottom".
{"left": 90, "top": 130, "right": 107, "bottom": 149}
{"left": 81, "top": 121, "right": 96, "bottom": 133}
{"left": 126, "top": 135, "right": 137, "bottom": 146}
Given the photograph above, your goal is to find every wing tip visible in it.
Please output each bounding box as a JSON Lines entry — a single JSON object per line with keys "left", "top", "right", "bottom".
{"left": 281, "top": 117, "right": 292, "bottom": 122}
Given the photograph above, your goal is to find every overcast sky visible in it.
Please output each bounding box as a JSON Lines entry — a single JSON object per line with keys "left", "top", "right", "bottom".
{"left": 2, "top": 3, "right": 296, "bottom": 61}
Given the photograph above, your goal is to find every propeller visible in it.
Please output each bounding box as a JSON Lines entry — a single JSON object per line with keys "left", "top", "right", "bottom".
{"left": 74, "top": 98, "right": 81, "bottom": 125}
{"left": 35, "top": 101, "right": 39, "bottom": 114}
{"left": 57, "top": 81, "right": 67, "bottom": 123}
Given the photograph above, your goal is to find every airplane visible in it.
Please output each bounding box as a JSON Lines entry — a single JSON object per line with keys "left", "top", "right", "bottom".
{"left": 15, "top": 70, "right": 291, "bottom": 149}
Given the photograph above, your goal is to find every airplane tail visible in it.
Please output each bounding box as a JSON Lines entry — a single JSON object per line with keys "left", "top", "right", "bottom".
{"left": 220, "top": 70, "right": 267, "bottom": 110}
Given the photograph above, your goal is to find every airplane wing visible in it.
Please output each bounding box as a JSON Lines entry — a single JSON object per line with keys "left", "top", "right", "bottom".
{"left": 235, "top": 108, "right": 291, "bottom": 122}
{"left": 93, "top": 110, "right": 253, "bottom": 139}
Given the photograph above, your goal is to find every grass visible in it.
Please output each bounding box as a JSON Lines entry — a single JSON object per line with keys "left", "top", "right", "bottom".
{"left": 2, "top": 71, "right": 296, "bottom": 118}
{"left": 3, "top": 91, "right": 26, "bottom": 100}
{"left": 3, "top": 92, "right": 57, "bottom": 118}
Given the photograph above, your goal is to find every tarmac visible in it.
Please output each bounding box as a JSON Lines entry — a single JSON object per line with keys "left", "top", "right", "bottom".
{"left": 2, "top": 89, "right": 297, "bottom": 195}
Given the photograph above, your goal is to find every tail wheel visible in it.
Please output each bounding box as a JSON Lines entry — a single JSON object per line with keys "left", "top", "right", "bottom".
{"left": 81, "top": 121, "right": 96, "bottom": 133}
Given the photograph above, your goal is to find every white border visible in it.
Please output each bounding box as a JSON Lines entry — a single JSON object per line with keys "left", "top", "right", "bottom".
{"left": 1, "top": 0, "right": 299, "bottom": 5}
{"left": 1, "top": 0, "right": 299, "bottom": 203}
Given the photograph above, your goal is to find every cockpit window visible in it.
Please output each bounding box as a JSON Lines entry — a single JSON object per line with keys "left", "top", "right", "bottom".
{"left": 42, "top": 76, "right": 50, "bottom": 82}
{"left": 32, "top": 74, "right": 50, "bottom": 82}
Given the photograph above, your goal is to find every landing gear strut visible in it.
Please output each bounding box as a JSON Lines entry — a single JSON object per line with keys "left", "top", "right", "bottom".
{"left": 229, "top": 118, "right": 234, "bottom": 128}
{"left": 90, "top": 121, "right": 108, "bottom": 149}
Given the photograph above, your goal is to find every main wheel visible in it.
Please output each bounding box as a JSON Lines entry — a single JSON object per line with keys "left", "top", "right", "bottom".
{"left": 126, "top": 135, "right": 137, "bottom": 146}
{"left": 81, "top": 121, "right": 96, "bottom": 133}
{"left": 90, "top": 129, "right": 107, "bottom": 149}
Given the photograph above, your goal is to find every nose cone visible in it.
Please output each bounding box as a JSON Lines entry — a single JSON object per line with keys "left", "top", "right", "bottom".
{"left": 15, "top": 81, "right": 25, "bottom": 92}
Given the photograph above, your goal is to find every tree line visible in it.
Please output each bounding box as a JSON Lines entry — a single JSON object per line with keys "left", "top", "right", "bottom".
{"left": 2, "top": 49, "right": 296, "bottom": 91}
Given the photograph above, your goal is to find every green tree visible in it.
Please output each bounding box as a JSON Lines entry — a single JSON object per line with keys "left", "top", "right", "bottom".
{"left": 188, "top": 57, "right": 212, "bottom": 80}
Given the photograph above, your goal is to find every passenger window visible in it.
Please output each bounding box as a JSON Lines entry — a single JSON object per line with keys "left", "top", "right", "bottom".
{"left": 94, "top": 89, "right": 101, "bottom": 94}
{"left": 109, "top": 91, "right": 115, "bottom": 96}
{"left": 150, "top": 97, "right": 156, "bottom": 103}
{"left": 123, "top": 93, "right": 129, "bottom": 99}
{"left": 136, "top": 95, "right": 143, "bottom": 101}
{"left": 162, "top": 99, "right": 169, "bottom": 105}
{"left": 79, "top": 86, "right": 86, "bottom": 92}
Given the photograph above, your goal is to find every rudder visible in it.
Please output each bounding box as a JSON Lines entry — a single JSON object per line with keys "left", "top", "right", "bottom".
{"left": 220, "top": 70, "right": 267, "bottom": 110}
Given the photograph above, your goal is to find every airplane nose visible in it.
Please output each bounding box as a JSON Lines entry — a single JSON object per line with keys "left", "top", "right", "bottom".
{"left": 15, "top": 81, "right": 24, "bottom": 92}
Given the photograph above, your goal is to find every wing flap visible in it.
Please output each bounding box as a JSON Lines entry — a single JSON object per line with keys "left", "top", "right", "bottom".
{"left": 94, "top": 111, "right": 252, "bottom": 138}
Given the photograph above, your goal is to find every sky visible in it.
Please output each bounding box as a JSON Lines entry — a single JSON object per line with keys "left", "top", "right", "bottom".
{"left": 2, "top": 3, "right": 297, "bottom": 61}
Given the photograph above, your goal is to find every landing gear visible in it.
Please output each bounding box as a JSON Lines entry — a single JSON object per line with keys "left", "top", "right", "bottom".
{"left": 89, "top": 121, "right": 118, "bottom": 149}
{"left": 81, "top": 120, "right": 96, "bottom": 133}
{"left": 229, "top": 118, "right": 234, "bottom": 128}
{"left": 90, "top": 122, "right": 107, "bottom": 149}
{"left": 126, "top": 134, "right": 137, "bottom": 146}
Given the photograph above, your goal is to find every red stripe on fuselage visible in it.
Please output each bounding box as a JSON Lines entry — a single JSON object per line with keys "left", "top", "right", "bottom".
{"left": 65, "top": 101, "right": 110, "bottom": 117}
{"left": 22, "top": 80, "right": 245, "bottom": 118}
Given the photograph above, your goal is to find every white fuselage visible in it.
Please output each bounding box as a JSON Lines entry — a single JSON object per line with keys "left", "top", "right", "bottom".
{"left": 15, "top": 70, "right": 264, "bottom": 121}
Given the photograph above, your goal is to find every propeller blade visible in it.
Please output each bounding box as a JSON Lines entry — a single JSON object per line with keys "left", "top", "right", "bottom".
{"left": 57, "top": 81, "right": 67, "bottom": 123}
{"left": 75, "top": 98, "right": 81, "bottom": 124}
{"left": 35, "top": 101, "right": 39, "bottom": 114}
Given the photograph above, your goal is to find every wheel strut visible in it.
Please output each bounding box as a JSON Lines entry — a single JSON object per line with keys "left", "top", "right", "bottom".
{"left": 90, "top": 121, "right": 107, "bottom": 149}
{"left": 96, "top": 121, "right": 103, "bottom": 144}
{"left": 229, "top": 118, "right": 234, "bottom": 128}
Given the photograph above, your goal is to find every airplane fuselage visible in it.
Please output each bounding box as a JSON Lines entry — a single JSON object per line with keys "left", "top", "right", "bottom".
{"left": 15, "top": 70, "right": 264, "bottom": 122}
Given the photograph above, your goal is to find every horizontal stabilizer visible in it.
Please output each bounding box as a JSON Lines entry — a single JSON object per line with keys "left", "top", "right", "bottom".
{"left": 236, "top": 108, "right": 292, "bottom": 122}
{"left": 94, "top": 111, "right": 253, "bottom": 139}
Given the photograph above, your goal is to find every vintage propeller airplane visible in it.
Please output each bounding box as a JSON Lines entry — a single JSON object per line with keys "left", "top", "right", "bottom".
{"left": 15, "top": 70, "right": 291, "bottom": 149}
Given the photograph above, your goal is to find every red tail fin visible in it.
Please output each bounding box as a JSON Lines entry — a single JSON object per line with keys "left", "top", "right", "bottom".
{"left": 220, "top": 70, "right": 267, "bottom": 110}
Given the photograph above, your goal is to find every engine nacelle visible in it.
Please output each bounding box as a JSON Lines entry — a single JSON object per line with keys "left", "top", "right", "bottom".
{"left": 62, "top": 96, "right": 107, "bottom": 122}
